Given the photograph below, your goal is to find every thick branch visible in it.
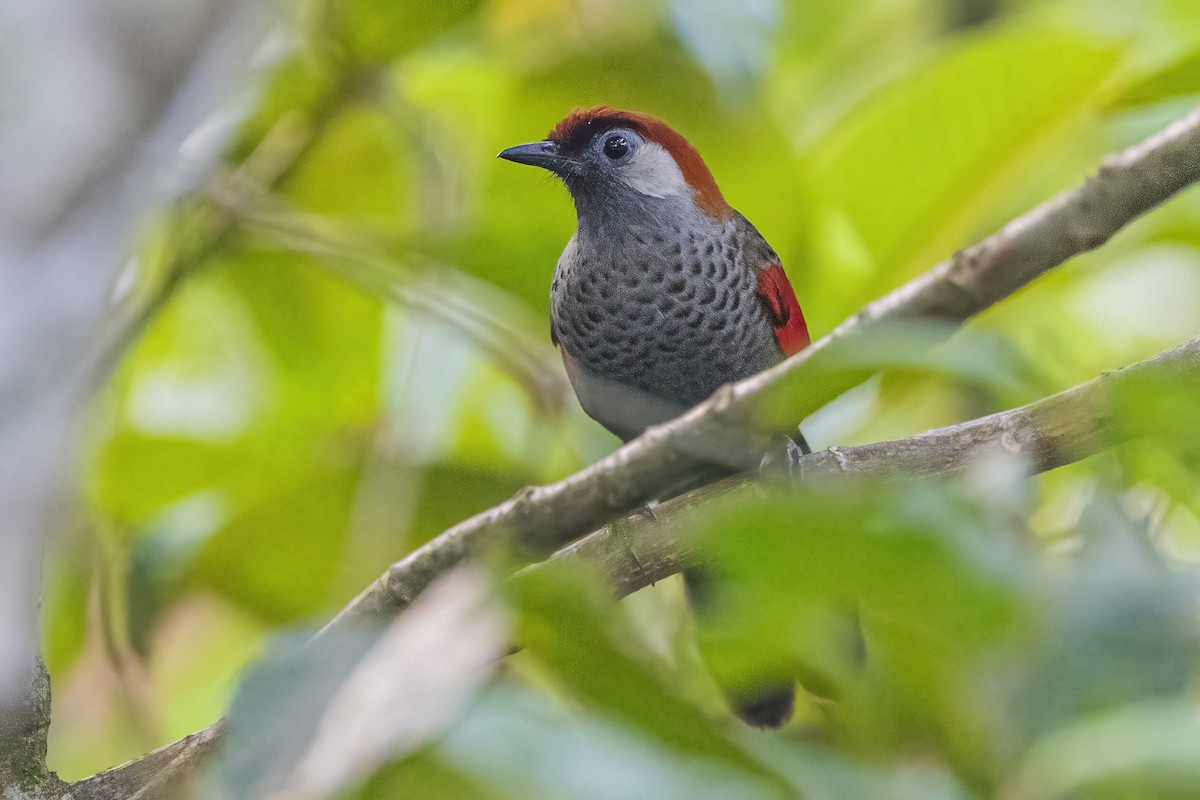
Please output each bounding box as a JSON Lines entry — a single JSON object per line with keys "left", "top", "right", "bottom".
{"left": 71, "top": 724, "right": 223, "bottom": 800}
{"left": 90, "top": 336, "right": 1200, "bottom": 793}
{"left": 557, "top": 337, "right": 1200, "bottom": 597}
{"left": 327, "top": 107, "right": 1200, "bottom": 630}
{"left": 76, "top": 103, "right": 1200, "bottom": 793}
{"left": 0, "top": 659, "right": 65, "bottom": 799}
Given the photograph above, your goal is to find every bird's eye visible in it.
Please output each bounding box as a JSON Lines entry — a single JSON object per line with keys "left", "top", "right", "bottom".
{"left": 603, "top": 135, "right": 629, "bottom": 160}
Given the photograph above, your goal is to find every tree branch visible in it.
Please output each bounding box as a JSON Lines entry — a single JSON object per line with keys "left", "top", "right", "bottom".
{"left": 325, "top": 106, "right": 1200, "bottom": 631}
{"left": 554, "top": 337, "right": 1200, "bottom": 597}
{"left": 0, "top": 658, "right": 66, "bottom": 799}
{"left": 74, "top": 105, "right": 1200, "bottom": 796}
{"left": 71, "top": 723, "right": 224, "bottom": 800}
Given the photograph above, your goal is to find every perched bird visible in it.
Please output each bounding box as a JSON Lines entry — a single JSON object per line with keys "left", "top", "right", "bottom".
{"left": 499, "top": 107, "right": 810, "bottom": 727}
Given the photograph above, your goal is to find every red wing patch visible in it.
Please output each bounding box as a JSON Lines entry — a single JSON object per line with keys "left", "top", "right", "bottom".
{"left": 756, "top": 264, "right": 810, "bottom": 356}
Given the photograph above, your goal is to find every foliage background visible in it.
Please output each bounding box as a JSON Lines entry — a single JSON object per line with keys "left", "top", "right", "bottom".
{"left": 39, "top": 0, "right": 1200, "bottom": 796}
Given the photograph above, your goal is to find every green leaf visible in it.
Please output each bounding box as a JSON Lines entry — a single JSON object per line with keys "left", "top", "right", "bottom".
{"left": 285, "top": 106, "right": 412, "bottom": 231}
{"left": 1110, "top": 48, "right": 1200, "bottom": 109}
{"left": 325, "top": 0, "right": 484, "bottom": 64}
{"left": 438, "top": 686, "right": 788, "bottom": 800}
{"left": 692, "top": 479, "right": 1028, "bottom": 775}
{"left": 506, "top": 565, "right": 792, "bottom": 796}
{"left": 188, "top": 457, "right": 362, "bottom": 621}
{"left": 751, "top": 319, "right": 1044, "bottom": 432}
{"left": 806, "top": 28, "right": 1122, "bottom": 314}
{"left": 356, "top": 749, "right": 502, "bottom": 800}
{"left": 1009, "top": 701, "right": 1200, "bottom": 799}
{"left": 40, "top": 548, "right": 91, "bottom": 675}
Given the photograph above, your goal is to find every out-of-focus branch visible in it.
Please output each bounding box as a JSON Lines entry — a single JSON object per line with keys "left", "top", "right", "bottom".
{"left": 203, "top": 185, "right": 569, "bottom": 413}
{"left": 0, "top": 0, "right": 265, "bottom": 795}
{"left": 325, "top": 106, "right": 1200, "bottom": 631}
{"left": 554, "top": 337, "right": 1200, "bottom": 597}
{"left": 89, "top": 68, "right": 365, "bottom": 386}
{"left": 70, "top": 724, "right": 224, "bottom": 800}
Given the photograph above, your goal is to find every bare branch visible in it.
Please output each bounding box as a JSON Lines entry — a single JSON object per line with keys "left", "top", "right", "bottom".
{"left": 71, "top": 724, "right": 224, "bottom": 800}
{"left": 65, "top": 103, "right": 1200, "bottom": 797}
{"left": 98, "top": 336, "right": 1200, "bottom": 796}
{"left": 555, "top": 337, "right": 1200, "bottom": 597}
{"left": 326, "top": 107, "right": 1200, "bottom": 631}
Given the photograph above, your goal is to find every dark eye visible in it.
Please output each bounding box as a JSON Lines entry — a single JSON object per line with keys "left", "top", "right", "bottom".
{"left": 603, "top": 135, "right": 629, "bottom": 160}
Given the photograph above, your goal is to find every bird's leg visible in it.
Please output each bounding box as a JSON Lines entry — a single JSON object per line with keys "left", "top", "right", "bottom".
{"left": 636, "top": 499, "right": 659, "bottom": 522}
{"left": 759, "top": 428, "right": 811, "bottom": 483}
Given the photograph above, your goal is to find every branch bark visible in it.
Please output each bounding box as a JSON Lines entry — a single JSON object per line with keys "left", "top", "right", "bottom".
{"left": 62, "top": 102, "right": 1200, "bottom": 795}
{"left": 554, "top": 337, "right": 1200, "bottom": 597}
{"left": 71, "top": 724, "right": 224, "bottom": 800}
{"left": 91, "top": 335, "right": 1200, "bottom": 797}
{"left": 326, "top": 106, "right": 1200, "bottom": 632}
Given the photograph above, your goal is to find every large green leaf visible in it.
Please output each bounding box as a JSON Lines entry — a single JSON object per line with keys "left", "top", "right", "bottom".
{"left": 1109, "top": 48, "right": 1200, "bottom": 109}
{"left": 692, "top": 479, "right": 1029, "bottom": 778}
{"left": 506, "top": 565, "right": 794, "bottom": 796}
{"left": 806, "top": 28, "right": 1122, "bottom": 314}
{"left": 325, "top": 0, "right": 484, "bottom": 63}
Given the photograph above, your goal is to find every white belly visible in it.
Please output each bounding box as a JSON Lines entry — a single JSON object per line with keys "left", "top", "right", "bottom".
{"left": 560, "top": 350, "right": 689, "bottom": 441}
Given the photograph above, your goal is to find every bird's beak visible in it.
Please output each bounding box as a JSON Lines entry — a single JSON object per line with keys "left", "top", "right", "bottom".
{"left": 497, "top": 140, "right": 564, "bottom": 171}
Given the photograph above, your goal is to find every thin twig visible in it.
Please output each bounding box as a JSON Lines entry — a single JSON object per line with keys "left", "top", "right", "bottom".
{"left": 325, "top": 107, "right": 1200, "bottom": 631}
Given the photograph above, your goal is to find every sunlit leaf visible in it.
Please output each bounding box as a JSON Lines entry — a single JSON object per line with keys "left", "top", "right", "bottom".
{"left": 1110, "top": 48, "right": 1200, "bottom": 109}
{"left": 325, "top": 0, "right": 484, "bottom": 63}
{"left": 806, "top": 28, "right": 1121, "bottom": 313}
{"left": 506, "top": 565, "right": 792, "bottom": 795}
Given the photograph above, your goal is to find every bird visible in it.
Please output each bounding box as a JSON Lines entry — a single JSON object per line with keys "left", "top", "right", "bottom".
{"left": 499, "top": 106, "right": 810, "bottom": 728}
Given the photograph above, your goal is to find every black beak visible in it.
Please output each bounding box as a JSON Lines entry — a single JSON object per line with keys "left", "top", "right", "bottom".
{"left": 497, "top": 140, "right": 564, "bottom": 171}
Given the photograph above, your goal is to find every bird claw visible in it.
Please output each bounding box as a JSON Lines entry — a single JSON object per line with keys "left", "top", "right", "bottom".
{"left": 759, "top": 429, "right": 811, "bottom": 483}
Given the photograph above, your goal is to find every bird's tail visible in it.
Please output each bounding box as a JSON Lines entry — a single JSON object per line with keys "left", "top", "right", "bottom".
{"left": 683, "top": 431, "right": 810, "bottom": 728}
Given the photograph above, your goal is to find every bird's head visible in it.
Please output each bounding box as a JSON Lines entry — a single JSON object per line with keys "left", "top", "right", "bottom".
{"left": 498, "top": 106, "right": 731, "bottom": 223}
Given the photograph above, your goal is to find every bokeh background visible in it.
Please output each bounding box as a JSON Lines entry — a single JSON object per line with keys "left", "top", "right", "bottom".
{"left": 34, "top": 0, "right": 1200, "bottom": 796}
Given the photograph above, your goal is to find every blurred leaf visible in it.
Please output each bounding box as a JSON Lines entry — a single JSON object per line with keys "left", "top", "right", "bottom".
{"left": 40, "top": 546, "right": 92, "bottom": 675}
{"left": 506, "top": 565, "right": 792, "bottom": 796}
{"left": 746, "top": 736, "right": 972, "bottom": 800}
{"left": 220, "top": 249, "right": 383, "bottom": 426}
{"left": 410, "top": 464, "right": 531, "bottom": 547}
{"left": 437, "top": 686, "right": 788, "bottom": 800}
{"left": 356, "top": 749, "right": 501, "bottom": 800}
{"left": 1111, "top": 352, "right": 1200, "bottom": 522}
{"left": 693, "top": 479, "right": 1028, "bottom": 773}
{"left": 326, "top": 0, "right": 484, "bottom": 63}
{"left": 807, "top": 28, "right": 1121, "bottom": 312}
{"left": 188, "top": 455, "right": 362, "bottom": 621}
{"left": 229, "top": 53, "right": 342, "bottom": 164}
{"left": 286, "top": 106, "right": 411, "bottom": 230}
{"left": 1008, "top": 701, "right": 1200, "bottom": 799}
{"left": 1110, "top": 48, "right": 1200, "bottom": 109}
{"left": 1111, "top": 350, "right": 1200, "bottom": 467}
{"left": 1013, "top": 495, "right": 1200, "bottom": 741}
{"left": 213, "top": 568, "right": 505, "bottom": 799}
{"left": 753, "top": 319, "right": 1044, "bottom": 431}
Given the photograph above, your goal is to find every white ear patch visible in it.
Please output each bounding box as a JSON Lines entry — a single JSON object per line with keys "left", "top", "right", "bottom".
{"left": 617, "top": 141, "right": 688, "bottom": 198}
